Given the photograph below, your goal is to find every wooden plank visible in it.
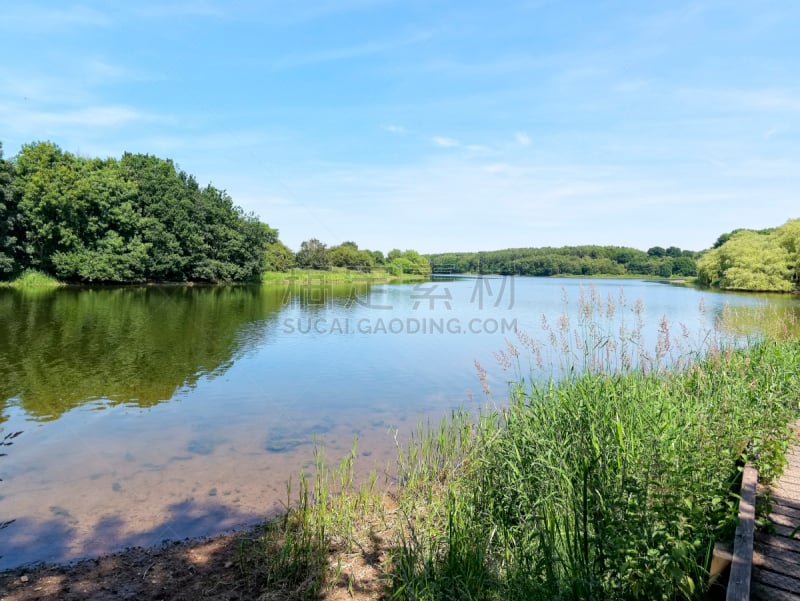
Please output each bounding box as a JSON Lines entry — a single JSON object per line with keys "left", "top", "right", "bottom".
{"left": 756, "top": 531, "right": 800, "bottom": 555}
{"left": 753, "top": 548, "right": 800, "bottom": 578}
{"left": 769, "top": 512, "right": 800, "bottom": 533}
{"left": 773, "top": 481, "right": 800, "bottom": 496}
{"left": 773, "top": 524, "right": 800, "bottom": 540}
{"left": 754, "top": 540, "right": 800, "bottom": 564}
{"left": 752, "top": 567, "right": 800, "bottom": 595}
{"left": 771, "top": 495, "right": 800, "bottom": 513}
{"left": 751, "top": 580, "right": 800, "bottom": 601}
{"left": 728, "top": 463, "right": 758, "bottom": 601}
{"left": 770, "top": 503, "right": 800, "bottom": 522}
{"left": 774, "top": 472, "right": 800, "bottom": 485}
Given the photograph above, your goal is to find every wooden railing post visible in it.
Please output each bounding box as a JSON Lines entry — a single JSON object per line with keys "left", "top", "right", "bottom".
{"left": 727, "top": 463, "right": 758, "bottom": 601}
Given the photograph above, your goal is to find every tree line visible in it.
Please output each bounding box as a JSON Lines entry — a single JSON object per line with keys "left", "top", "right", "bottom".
{"left": 3, "top": 140, "right": 795, "bottom": 290}
{"left": 265, "top": 238, "right": 431, "bottom": 276}
{"left": 426, "top": 245, "right": 699, "bottom": 278}
{"left": 0, "top": 141, "right": 431, "bottom": 283}
{"left": 697, "top": 218, "right": 800, "bottom": 292}
{"left": 0, "top": 141, "right": 276, "bottom": 283}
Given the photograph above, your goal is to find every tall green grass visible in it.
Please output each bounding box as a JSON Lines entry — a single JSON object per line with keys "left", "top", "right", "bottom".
{"left": 237, "top": 437, "right": 384, "bottom": 598}
{"left": 388, "top": 291, "right": 800, "bottom": 600}
{"left": 1, "top": 269, "right": 63, "bottom": 288}
{"left": 239, "top": 287, "right": 800, "bottom": 600}
{"left": 261, "top": 267, "right": 427, "bottom": 285}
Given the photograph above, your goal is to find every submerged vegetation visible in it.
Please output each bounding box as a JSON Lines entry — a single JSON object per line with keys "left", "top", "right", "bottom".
{"left": 238, "top": 292, "right": 800, "bottom": 600}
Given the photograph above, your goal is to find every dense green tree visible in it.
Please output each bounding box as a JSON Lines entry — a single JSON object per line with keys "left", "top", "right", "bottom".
{"left": 426, "top": 245, "right": 695, "bottom": 278}
{"left": 656, "top": 259, "right": 674, "bottom": 278}
{"left": 327, "top": 242, "right": 379, "bottom": 271}
{"left": 386, "top": 249, "right": 431, "bottom": 275}
{"left": 0, "top": 143, "right": 17, "bottom": 277}
{"left": 672, "top": 256, "right": 697, "bottom": 276}
{"left": 7, "top": 141, "right": 273, "bottom": 283}
{"left": 296, "top": 238, "right": 329, "bottom": 270}
{"left": 357, "top": 250, "right": 376, "bottom": 271}
{"left": 697, "top": 226, "right": 795, "bottom": 291}
{"left": 329, "top": 241, "right": 362, "bottom": 269}
{"left": 776, "top": 219, "right": 800, "bottom": 286}
{"left": 264, "top": 240, "right": 295, "bottom": 272}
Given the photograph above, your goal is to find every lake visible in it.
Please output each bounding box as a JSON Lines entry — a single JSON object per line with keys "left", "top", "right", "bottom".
{"left": 1, "top": 277, "right": 798, "bottom": 568}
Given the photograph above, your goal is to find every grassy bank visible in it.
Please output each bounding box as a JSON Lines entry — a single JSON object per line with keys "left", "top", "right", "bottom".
{"left": 0, "top": 270, "right": 64, "bottom": 288}
{"left": 261, "top": 267, "right": 428, "bottom": 285}
{"left": 391, "top": 341, "right": 799, "bottom": 600}
{"left": 0, "top": 268, "right": 425, "bottom": 289}
{"left": 236, "top": 298, "right": 800, "bottom": 600}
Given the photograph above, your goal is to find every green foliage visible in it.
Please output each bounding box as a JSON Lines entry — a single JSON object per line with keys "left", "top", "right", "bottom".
{"left": 776, "top": 218, "right": 800, "bottom": 286}
{"left": 6, "top": 269, "right": 62, "bottom": 288}
{"left": 427, "top": 245, "right": 697, "bottom": 278}
{"left": 697, "top": 219, "right": 799, "bottom": 291}
{"left": 292, "top": 240, "right": 429, "bottom": 276}
{"left": 328, "top": 241, "right": 375, "bottom": 271}
{"left": 228, "top": 293, "right": 798, "bottom": 599}
{"left": 237, "top": 438, "right": 381, "bottom": 599}
{"left": 0, "top": 143, "right": 18, "bottom": 278}
{"left": 386, "top": 249, "right": 432, "bottom": 276}
{"left": 2, "top": 141, "right": 276, "bottom": 283}
{"left": 295, "top": 238, "right": 330, "bottom": 270}
{"left": 387, "top": 303, "right": 800, "bottom": 601}
{"left": 264, "top": 240, "right": 296, "bottom": 272}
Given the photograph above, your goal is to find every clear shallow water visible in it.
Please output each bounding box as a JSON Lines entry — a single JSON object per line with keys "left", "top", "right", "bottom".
{"left": 0, "top": 278, "right": 797, "bottom": 568}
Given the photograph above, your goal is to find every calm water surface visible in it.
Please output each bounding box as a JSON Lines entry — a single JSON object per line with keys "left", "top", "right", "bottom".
{"left": 1, "top": 278, "right": 797, "bottom": 568}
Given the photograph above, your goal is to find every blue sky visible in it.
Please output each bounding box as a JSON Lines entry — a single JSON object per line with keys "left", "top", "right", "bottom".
{"left": 1, "top": 1, "right": 798, "bottom": 253}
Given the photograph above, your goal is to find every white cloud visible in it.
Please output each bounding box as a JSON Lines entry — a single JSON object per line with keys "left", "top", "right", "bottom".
{"left": 515, "top": 132, "right": 531, "bottom": 146}
{"left": 131, "top": 2, "right": 225, "bottom": 19}
{"left": 382, "top": 124, "right": 405, "bottom": 134}
{"left": 432, "top": 136, "right": 459, "bottom": 148}
{"left": 228, "top": 148, "right": 800, "bottom": 254}
{"left": 482, "top": 163, "right": 515, "bottom": 175}
{"left": 253, "top": 0, "right": 395, "bottom": 26}
{"left": 0, "top": 5, "right": 112, "bottom": 31}
{"left": 466, "top": 144, "right": 493, "bottom": 154}
{"left": 271, "top": 30, "right": 435, "bottom": 69}
{"left": 0, "top": 104, "right": 161, "bottom": 132}
{"left": 678, "top": 87, "right": 800, "bottom": 113}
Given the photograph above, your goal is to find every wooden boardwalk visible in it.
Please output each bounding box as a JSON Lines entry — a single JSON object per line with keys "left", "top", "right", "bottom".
{"left": 751, "top": 422, "right": 800, "bottom": 600}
